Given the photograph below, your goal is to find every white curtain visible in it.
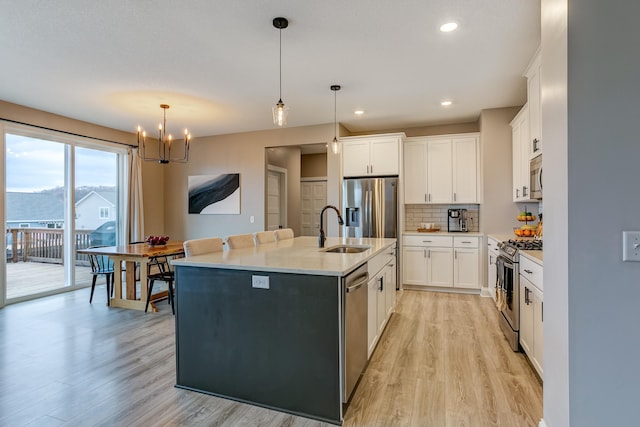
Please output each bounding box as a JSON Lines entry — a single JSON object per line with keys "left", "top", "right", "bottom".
{"left": 127, "top": 148, "right": 144, "bottom": 243}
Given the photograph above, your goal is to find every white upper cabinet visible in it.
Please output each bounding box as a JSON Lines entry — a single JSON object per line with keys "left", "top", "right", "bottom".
{"left": 511, "top": 105, "right": 537, "bottom": 202}
{"left": 342, "top": 134, "right": 403, "bottom": 177}
{"left": 403, "top": 134, "right": 479, "bottom": 204}
{"left": 427, "top": 138, "right": 453, "bottom": 203}
{"left": 524, "top": 48, "right": 542, "bottom": 157}
{"left": 403, "top": 141, "right": 428, "bottom": 203}
{"left": 452, "top": 137, "right": 478, "bottom": 203}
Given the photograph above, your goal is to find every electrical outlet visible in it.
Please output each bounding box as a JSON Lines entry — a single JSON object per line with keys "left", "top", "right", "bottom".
{"left": 622, "top": 231, "right": 640, "bottom": 261}
{"left": 250, "top": 216, "right": 255, "bottom": 224}
{"left": 252, "top": 275, "right": 270, "bottom": 289}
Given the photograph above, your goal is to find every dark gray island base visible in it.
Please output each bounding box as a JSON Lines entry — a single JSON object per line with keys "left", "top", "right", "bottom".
{"left": 175, "top": 266, "right": 343, "bottom": 424}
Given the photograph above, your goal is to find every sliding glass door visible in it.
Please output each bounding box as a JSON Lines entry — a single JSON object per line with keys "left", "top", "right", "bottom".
{"left": 3, "top": 128, "right": 125, "bottom": 303}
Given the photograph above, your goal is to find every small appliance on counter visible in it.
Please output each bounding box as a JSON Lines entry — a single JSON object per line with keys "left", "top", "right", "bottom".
{"left": 447, "top": 208, "right": 468, "bottom": 232}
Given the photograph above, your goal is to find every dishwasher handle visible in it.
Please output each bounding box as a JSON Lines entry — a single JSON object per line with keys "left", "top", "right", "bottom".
{"left": 346, "top": 273, "right": 369, "bottom": 293}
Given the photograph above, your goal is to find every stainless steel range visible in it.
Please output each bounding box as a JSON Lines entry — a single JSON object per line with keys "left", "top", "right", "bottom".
{"left": 495, "top": 239, "right": 543, "bottom": 351}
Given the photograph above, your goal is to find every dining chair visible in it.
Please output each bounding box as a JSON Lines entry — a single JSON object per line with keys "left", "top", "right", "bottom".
{"left": 183, "top": 237, "right": 224, "bottom": 256}
{"left": 145, "top": 255, "right": 176, "bottom": 314}
{"left": 226, "top": 233, "right": 256, "bottom": 249}
{"left": 254, "top": 231, "right": 276, "bottom": 245}
{"left": 274, "top": 228, "right": 294, "bottom": 241}
{"left": 87, "top": 246, "right": 114, "bottom": 306}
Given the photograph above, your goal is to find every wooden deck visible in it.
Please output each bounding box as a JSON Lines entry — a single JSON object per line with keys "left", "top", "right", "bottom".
{"left": 6, "top": 262, "right": 95, "bottom": 300}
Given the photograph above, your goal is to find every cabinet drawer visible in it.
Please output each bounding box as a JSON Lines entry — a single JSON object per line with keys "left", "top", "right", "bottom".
{"left": 453, "top": 236, "right": 479, "bottom": 248}
{"left": 368, "top": 245, "right": 396, "bottom": 277}
{"left": 520, "top": 255, "right": 543, "bottom": 291}
{"left": 403, "top": 235, "right": 452, "bottom": 247}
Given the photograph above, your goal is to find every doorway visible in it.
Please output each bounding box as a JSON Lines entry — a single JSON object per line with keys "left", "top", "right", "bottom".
{"left": 3, "top": 127, "right": 125, "bottom": 304}
{"left": 266, "top": 165, "right": 287, "bottom": 231}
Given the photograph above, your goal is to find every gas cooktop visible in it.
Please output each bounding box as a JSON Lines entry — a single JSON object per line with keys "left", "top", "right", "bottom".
{"left": 498, "top": 239, "right": 543, "bottom": 261}
{"left": 507, "top": 239, "right": 543, "bottom": 251}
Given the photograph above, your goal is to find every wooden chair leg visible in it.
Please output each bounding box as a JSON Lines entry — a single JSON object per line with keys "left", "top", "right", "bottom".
{"left": 90, "top": 275, "right": 98, "bottom": 304}
{"left": 145, "top": 280, "right": 155, "bottom": 313}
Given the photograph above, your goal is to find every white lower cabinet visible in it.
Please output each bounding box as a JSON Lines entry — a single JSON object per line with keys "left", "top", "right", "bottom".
{"left": 367, "top": 245, "right": 397, "bottom": 358}
{"left": 428, "top": 247, "right": 453, "bottom": 287}
{"left": 402, "top": 235, "right": 480, "bottom": 289}
{"left": 519, "top": 255, "right": 543, "bottom": 377}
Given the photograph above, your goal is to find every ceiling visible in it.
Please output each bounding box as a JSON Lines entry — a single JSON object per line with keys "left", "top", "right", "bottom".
{"left": 0, "top": 1, "right": 540, "bottom": 138}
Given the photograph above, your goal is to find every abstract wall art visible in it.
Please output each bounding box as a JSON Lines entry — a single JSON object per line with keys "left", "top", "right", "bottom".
{"left": 188, "top": 174, "right": 240, "bottom": 214}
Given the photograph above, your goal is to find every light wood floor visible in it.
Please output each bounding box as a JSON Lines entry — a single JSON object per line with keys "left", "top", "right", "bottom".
{"left": 0, "top": 288, "right": 542, "bottom": 426}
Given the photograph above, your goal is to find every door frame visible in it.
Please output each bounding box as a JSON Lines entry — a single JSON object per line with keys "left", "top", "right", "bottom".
{"left": 266, "top": 164, "right": 288, "bottom": 231}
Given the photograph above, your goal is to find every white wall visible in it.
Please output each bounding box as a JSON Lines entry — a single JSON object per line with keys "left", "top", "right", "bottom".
{"left": 567, "top": 1, "right": 640, "bottom": 425}
{"left": 541, "top": 0, "right": 569, "bottom": 425}
{"left": 479, "top": 107, "right": 521, "bottom": 234}
{"left": 545, "top": 1, "right": 640, "bottom": 426}
{"left": 163, "top": 123, "right": 339, "bottom": 241}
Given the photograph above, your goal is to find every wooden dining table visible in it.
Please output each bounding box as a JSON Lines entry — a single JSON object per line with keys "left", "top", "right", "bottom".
{"left": 79, "top": 241, "right": 184, "bottom": 312}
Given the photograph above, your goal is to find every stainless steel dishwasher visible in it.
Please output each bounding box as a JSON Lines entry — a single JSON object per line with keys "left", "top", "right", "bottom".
{"left": 343, "top": 262, "right": 369, "bottom": 403}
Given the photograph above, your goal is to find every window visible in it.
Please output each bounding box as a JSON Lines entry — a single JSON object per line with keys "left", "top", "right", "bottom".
{"left": 99, "top": 207, "right": 110, "bottom": 219}
{"left": 19, "top": 223, "right": 30, "bottom": 228}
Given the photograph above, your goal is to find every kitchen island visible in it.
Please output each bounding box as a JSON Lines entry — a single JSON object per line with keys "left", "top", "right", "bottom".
{"left": 171, "top": 236, "right": 396, "bottom": 425}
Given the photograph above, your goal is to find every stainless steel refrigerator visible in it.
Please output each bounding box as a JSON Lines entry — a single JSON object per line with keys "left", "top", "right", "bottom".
{"left": 342, "top": 177, "right": 398, "bottom": 239}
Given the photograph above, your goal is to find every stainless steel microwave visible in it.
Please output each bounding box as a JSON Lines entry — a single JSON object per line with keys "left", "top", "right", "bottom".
{"left": 530, "top": 154, "right": 542, "bottom": 199}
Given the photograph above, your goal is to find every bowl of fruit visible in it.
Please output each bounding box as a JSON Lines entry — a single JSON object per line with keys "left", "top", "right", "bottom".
{"left": 145, "top": 235, "right": 170, "bottom": 246}
{"left": 517, "top": 211, "right": 537, "bottom": 222}
{"left": 514, "top": 225, "right": 537, "bottom": 237}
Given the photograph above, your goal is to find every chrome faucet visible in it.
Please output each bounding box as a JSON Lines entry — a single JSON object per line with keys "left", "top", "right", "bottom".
{"left": 319, "top": 205, "right": 344, "bottom": 248}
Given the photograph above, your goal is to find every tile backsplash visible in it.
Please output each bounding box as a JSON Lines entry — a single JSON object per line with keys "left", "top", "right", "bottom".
{"left": 405, "top": 204, "right": 480, "bottom": 232}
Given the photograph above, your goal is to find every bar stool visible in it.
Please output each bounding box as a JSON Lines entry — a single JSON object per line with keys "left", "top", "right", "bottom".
{"left": 226, "top": 233, "right": 256, "bottom": 249}
{"left": 254, "top": 231, "right": 276, "bottom": 245}
{"left": 274, "top": 228, "right": 294, "bottom": 241}
{"left": 183, "top": 237, "right": 224, "bottom": 256}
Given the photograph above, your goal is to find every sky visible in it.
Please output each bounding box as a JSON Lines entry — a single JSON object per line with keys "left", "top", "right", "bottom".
{"left": 5, "top": 133, "right": 118, "bottom": 192}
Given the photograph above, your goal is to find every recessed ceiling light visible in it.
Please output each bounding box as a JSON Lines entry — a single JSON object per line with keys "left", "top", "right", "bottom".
{"left": 354, "top": 110, "right": 364, "bottom": 116}
{"left": 441, "top": 100, "right": 453, "bottom": 107}
{"left": 440, "top": 22, "right": 458, "bottom": 32}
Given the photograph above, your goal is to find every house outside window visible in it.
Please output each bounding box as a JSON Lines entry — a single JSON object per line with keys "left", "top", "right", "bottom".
{"left": 99, "top": 207, "right": 109, "bottom": 219}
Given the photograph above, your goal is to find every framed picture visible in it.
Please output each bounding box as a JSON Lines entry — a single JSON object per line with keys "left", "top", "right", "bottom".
{"left": 188, "top": 174, "right": 240, "bottom": 214}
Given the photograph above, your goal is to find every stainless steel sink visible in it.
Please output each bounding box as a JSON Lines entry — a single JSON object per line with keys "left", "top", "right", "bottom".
{"left": 322, "top": 245, "right": 371, "bottom": 254}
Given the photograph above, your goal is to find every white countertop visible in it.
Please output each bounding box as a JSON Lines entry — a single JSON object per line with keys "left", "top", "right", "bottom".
{"left": 403, "top": 231, "right": 484, "bottom": 237}
{"left": 171, "top": 236, "right": 397, "bottom": 276}
{"left": 520, "top": 250, "right": 543, "bottom": 265}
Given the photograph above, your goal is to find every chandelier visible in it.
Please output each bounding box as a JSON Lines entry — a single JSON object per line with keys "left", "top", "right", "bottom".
{"left": 137, "top": 104, "right": 190, "bottom": 164}
{"left": 272, "top": 17, "right": 289, "bottom": 127}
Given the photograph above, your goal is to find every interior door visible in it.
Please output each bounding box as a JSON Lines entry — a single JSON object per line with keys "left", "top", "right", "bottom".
{"left": 300, "top": 180, "right": 326, "bottom": 236}
{"left": 267, "top": 170, "right": 283, "bottom": 231}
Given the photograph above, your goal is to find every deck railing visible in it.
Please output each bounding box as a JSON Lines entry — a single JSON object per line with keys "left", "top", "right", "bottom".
{"left": 6, "top": 228, "right": 93, "bottom": 265}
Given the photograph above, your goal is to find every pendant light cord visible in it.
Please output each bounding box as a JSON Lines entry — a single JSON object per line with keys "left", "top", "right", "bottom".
{"left": 334, "top": 89, "right": 337, "bottom": 139}
{"left": 279, "top": 27, "right": 282, "bottom": 100}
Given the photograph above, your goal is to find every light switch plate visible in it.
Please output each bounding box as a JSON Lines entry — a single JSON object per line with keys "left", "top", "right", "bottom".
{"left": 622, "top": 231, "right": 640, "bottom": 261}
{"left": 252, "top": 275, "right": 270, "bottom": 289}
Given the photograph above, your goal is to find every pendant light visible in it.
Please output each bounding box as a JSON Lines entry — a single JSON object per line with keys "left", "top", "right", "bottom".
{"left": 330, "top": 85, "right": 341, "bottom": 154}
{"left": 272, "top": 17, "right": 289, "bottom": 127}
